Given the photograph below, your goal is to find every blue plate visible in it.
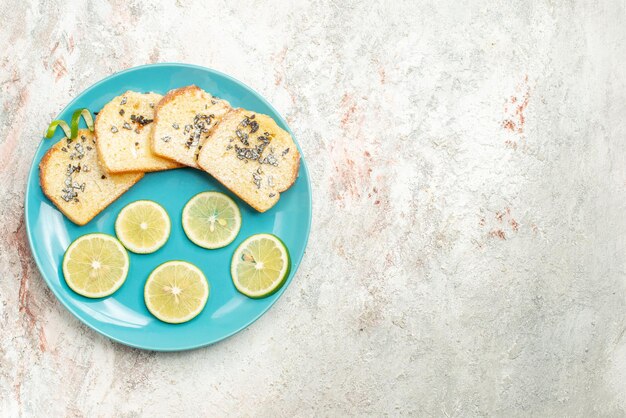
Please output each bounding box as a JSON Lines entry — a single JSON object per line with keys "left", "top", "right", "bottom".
{"left": 24, "top": 64, "right": 311, "bottom": 351}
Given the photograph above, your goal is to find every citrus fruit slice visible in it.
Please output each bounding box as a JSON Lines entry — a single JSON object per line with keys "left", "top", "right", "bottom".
{"left": 144, "top": 261, "right": 209, "bottom": 324}
{"left": 182, "top": 191, "right": 241, "bottom": 249}
{"left": 62, "top": 233, "right": 129, "bottom": 298}
{"left": 115, "top": 200, "right": 171, "bottom": 254}
{"left": 231, "top": 234, "right": 290, "bottom": 298}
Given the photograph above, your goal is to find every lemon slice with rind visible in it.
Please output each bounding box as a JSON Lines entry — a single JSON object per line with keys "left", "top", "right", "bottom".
{"left": 231, "top": 234, "right": 290, "bottom": 298}
{"left": 182, "top": 191, "right": 241, "bottom": 249}
{"left": 115, "top": 200, "right": 171, "bottom": 254}
{"left": 62, "top": 233, "right": 129, "bottom": 298}
{"left": 144, "top": 261, "right": 209, "bottom": 324}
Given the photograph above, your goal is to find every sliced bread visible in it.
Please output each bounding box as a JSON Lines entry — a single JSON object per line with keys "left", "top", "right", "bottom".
{"left": 39, "top": 130, "right": 144, "bottom": 226}
{"left": 152, "top": 85, "right": 231, "bottom": 168}
{"left": 94, "top": 91, "right": 182, "bottom": 173}
{"left": 197, "top": 109, "right": 300, "bottom": 212}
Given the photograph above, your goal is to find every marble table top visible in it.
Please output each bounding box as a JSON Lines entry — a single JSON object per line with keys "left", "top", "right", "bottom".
{"left": 1, "top": 0, "right": 625, "bottom": 416}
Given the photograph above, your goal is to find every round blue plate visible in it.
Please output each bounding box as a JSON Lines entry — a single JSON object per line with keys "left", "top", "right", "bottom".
{"left": 24, "top": 63, "right": 311, "bottom": 351}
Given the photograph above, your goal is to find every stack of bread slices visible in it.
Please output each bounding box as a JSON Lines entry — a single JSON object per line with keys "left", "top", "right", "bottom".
{"left": 40, "top": 86, "right": 300, "bottom": 225}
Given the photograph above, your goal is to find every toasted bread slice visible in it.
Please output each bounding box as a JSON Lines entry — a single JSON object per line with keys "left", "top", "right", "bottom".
{"left": 94, "top": 91, "right": 182, "bottom": 173}
{"left": 197, "top": 109, "right": 300, "bottom": 212}
{"left": 152, "top": 86, "right": 231, "bottom": 168}
{"left": 39, "top": 130, "right": 143, "bottom": 226}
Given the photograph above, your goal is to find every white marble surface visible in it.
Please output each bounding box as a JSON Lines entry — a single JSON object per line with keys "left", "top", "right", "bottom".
{"left": 1, "top": 0, "right": 626, "bottom": 416}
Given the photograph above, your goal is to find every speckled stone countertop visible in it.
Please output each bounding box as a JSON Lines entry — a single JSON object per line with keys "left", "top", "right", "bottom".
{"left": 1, "top": 1, "right": 625, "bottom": 416}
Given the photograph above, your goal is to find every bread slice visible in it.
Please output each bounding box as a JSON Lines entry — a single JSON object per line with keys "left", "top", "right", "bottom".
{"left": 197, "top": 109, "right": 300, "bottom": 212}
{"left": 152, "top": 86, "right": 231, "bottom": 168}
{"left": 94, "top": 91, "right": 182, "bottom": 173}
{"left": 39, "top": 130, "right": 144, "bottom": 226}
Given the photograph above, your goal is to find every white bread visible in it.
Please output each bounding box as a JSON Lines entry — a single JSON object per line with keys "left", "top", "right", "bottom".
{"left": 39, "top": 130, "right": 144, "bottom": 226}
{"left": 94, "top": 91, "right": 182, "bottom": 173}
{"left": 151, "top": 86, "right": 231, "bottom": 168}
{"left": 197, "top": 109, "right": 300, "bottom": 212}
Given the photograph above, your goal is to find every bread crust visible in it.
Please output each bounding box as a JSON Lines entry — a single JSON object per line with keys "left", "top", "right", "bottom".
{"left": 154, "top": 85, "right": 201, "bottom": 112}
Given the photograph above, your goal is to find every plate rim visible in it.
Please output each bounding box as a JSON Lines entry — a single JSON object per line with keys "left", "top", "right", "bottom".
{"left": 24, "top": 63, "right": 312, "bottom": 351}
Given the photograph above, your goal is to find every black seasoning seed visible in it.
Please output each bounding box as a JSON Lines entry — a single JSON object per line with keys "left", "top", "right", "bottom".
{"left": 111, "top": 126, "right": 118, "bottom": 133}
{"left": 94, "top": 111, "right": 99, "bottom": 115}
{"left": 282, "top": 148, "right": 290, "bottom": 156}
{"left": 120, "top": 97, "right": 127, "bottom": 105}
{"left": 250, "top": 114, "right": 255, "bottom": 119}
{"left": 81, "top": 135, "right": 86, "bottom": 141}
{"left": 61, "top": 147, "right": 67, "bottom": 152}
{"left": 123, "top": 122, "right": 132, "bottom": 130}
{"left": 135, "top": 142, "right": 139, "bottom": 146}
{"left": 252, "top": 173, "right": 261, "bottom": 189}
{"left": 86, "top": 146, "right": 92, "bottom": 151}
{"left": 134, "top": 115, "right": 153, "bottom": 125}
{"left": 161, "top": 136, "right": 171, "bottom": 142}
{"left": 119, "top": 109, "right": 125, "bottom": 116}
{"left": 259, "top": 152, "right": 279, "bottom": 166}
{"left": 249, "top": 121, "right": 259, "bottom": 133}
{"left": 211, "top": 99, "right": 217, "bottom": 105}
{"left": 269, "top": 193, "right": 276, "bottom": 198}
{"left": 149, "top": 103, "right": 154, "bottom": 108}
{"left": 172, "top": 123, "right": 179, "bottom": 129}
{"left": 135, "top": 129, "right": 140, "bottom": 134}
{"left": 236, "top": 130, "right": 250, "bottom": 145}
{"left": 130, "top": 114, "right": 136, "bottom": 122}
{"left": 101, "top": 175, "right": 107, "bottom": 179}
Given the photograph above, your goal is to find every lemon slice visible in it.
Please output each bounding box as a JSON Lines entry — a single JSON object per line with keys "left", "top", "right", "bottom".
{"left": 231, "top": 234, "right": 290, "bottom": 298}
{"left": 182, "top": 191, "right": 241, "bottom": 249}
{"left": 115, "top": 200, "right": 171, "bottom": 254}
{"left": 144, "top": 261, "right": 209, "bottom": 324}
{"left": 62, "top": 233, "right": 129, "bottom": 298}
